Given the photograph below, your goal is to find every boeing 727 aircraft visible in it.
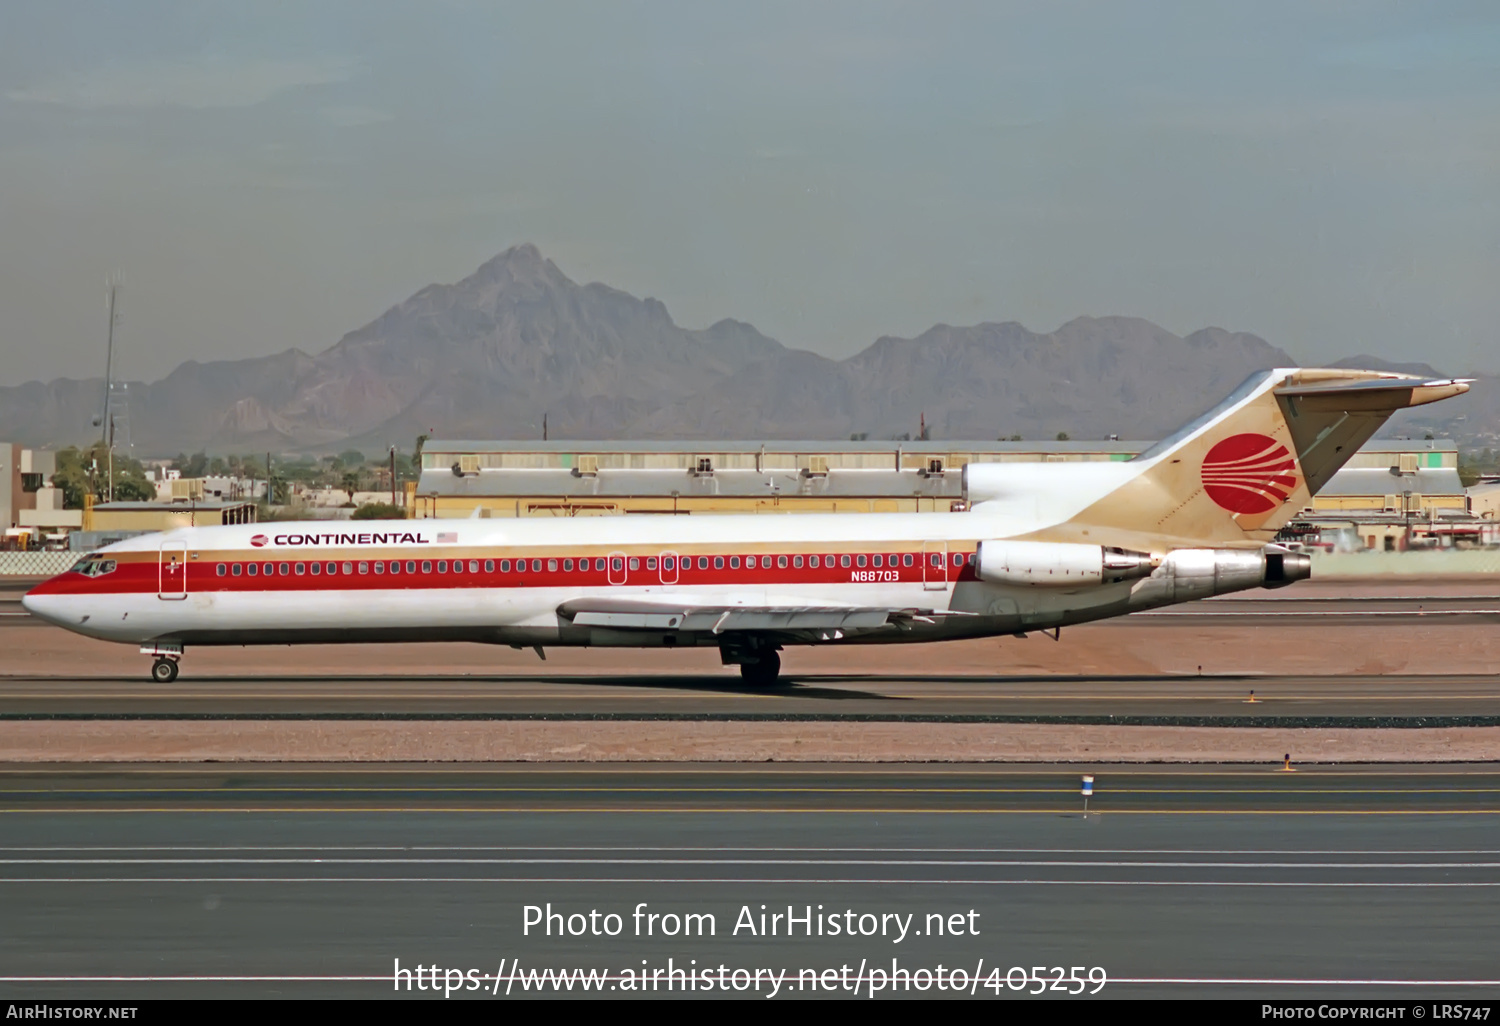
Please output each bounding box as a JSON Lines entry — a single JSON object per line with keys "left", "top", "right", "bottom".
{"left": 24, "top": 368, "right": 1470, "bottom": 684}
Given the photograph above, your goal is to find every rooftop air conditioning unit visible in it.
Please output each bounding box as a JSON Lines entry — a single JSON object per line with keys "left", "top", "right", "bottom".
{"left": 573, "top": 454, "right": 599, "bottom": 477}
{"left": 692, "top": 456, "right": 714, "bottom": 477}
{"left": 802, "top": 455, "right": 829, "bottom": 478}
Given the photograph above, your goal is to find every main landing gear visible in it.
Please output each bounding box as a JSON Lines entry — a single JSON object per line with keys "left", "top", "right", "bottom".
{"left": 738, "top": 650, "right": 781, "bottom": 687}
{"left": 142, "top": 644, "right": 184, "bottom": 683}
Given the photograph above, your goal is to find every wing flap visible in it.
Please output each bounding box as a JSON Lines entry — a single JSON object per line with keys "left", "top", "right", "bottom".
{"left": 558, "top": 598, "right": 944, "bottom": 633}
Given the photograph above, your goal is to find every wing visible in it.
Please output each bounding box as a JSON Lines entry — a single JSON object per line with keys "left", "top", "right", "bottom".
{"left": 556, "top": 597, "right": 969, "bottom": 639}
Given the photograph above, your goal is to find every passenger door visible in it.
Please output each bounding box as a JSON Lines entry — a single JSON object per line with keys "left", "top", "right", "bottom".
{"left": 607, "top": 551, "right": 628, "bottom": 586}
{"left": 158, "top": 543, "right": 188, "bottom": 600}
{"left": 922, "top": 540, "right": 948, "bottom": 591}
{"left": 659, "top": 551, "right": 679, "bottom": 585}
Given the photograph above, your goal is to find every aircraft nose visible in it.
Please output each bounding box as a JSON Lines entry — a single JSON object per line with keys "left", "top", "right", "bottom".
{"left": 20, "top": 589, "right": 63, "bottom": 626}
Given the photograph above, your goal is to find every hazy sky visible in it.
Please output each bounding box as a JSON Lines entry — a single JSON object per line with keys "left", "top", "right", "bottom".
{"left": 2, "top": 1, "right": 1497, "bottom": 386}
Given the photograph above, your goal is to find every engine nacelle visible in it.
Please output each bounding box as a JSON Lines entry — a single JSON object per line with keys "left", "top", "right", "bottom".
{"left": 975, "top": 540, "right": 1156, "bottom": 587}
{"left": 1128, "top": 547, "right": 1313, "bottom": 607}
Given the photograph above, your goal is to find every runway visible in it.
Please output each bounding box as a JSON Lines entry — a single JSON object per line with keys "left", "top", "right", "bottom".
{"left": 4, "top": 672, "right": 1500, "bottom": 723}
{"left": 1, "top": 764, "right": 1498, "bottom": 999}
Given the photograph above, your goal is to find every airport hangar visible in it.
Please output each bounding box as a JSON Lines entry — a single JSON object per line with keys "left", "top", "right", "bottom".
{"left": 411, "top": 437, "right": 1483, "bottom": 549}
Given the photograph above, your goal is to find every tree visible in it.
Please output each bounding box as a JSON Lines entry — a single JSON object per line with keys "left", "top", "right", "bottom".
{"left": 340, "top": 472, "right": 361, "bottom": 506}
{"left": 173, "top": 451, "right": 208, "bottom": 477}
{"left": 1056, "top": 431, "right": 1071, "bottom": 442}
{"left": 351, "top": 502, "right": 405, "bottom": 520}
{"left": 339, "top": 449, "right": 366, "bottom": 467}
{"left": 53, "top": 443, "right": 153, "bottom": 507}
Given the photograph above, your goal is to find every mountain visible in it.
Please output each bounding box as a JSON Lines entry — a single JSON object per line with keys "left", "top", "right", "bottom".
{"left": 0, "top": 244, "right": 1490, "bottom": 452}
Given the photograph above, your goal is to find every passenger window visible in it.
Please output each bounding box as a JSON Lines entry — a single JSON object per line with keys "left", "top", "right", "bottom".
{"left": 562, "top": 559, "right": 572, "bottom": 572}
{"left": 453, "top": 561, "right": 463, "bottom": 574}
{"left": 730, "top": 556, "right": 740, "bottom": 569}
{"left": 295, "top": 563, "right": 305, "bottom": 575}
{"left": 903, "top": 553, "right": 914, "bottom": 567}
{"left": 264, "top": 563, "right": 275, "bottom": 575}
{"left": 532, "top": 559, "right": 543, "bottom": 572}
{"left": 437, "top": 561, "right": 448, "bottom": 573}
{"left": 628, "top": 558, "right": 639, "bottom": 571}
{"left": 216, "top": 564, "right": 226, "bottom": 576}
{"left": 743, "top": 556, "right": 755, "bottom": 569}
{"left": 406, "top": 561, "right": 416, "bottom": 573}
{"left": 232, "top": 564, "right": 242, "bottom": 576}
{"left": 953, "top": 553, "right": 964, "bottom": 567}
{"left": 809, "top": 555, "right": 819, "bottom": 568}
{"left": 777, "top": 555, "right": 788, "bottom": 569}
{"left": 874, "top": 555, "right": 884, "bottom": 568}
{"left": 714, "top": 556, "right": 724, "bottom": 569}
{"left": 698, "top": 556, "right": 708, "bottom": 570}
{"left": 342, "top": 562, "right": 354, "bottom": 575}
{"left": 857, "top": 555, "right": 867, "bottom": 568}
{"left": 421, "top": 561, "right": 432, "bottom": 573}
{"left": 500, "top": 559, "right": 511, "bottom": 572}
{"left": 279, "top": 563, "right": 289, "bottom": 575}
{"left": 358, "top": 562, "right": 369, "bottom": 574}
{"left": 374, "top": 561, "right": 385, "bottom": 574}
{"left": 389, "top": 561, "right": 400, "bottom": 575}
{"left": 327, "top": 562, "right": 338, "bottom": 575}
{"left": 546, "top": 559, "right": 557, "bottom": 572}
{"left": 840, "top": 555, "right": 851, "bottom": 568}
{"left": 247, "top": 564, "right": 258, "bottom": 576}
{"left": 646, "top": 557, "right": 657, "bottom": 570}
{"left": 793, "top": 555, "right": 803, "bottom": 568}
{"left": 611, "top": 557, "right": 623, "bottom": 572}
{"left": 930, "top": 553, "right": 942, "bottom": 567}
{"left": 310, "top": 563, "right": 320, "bottom": 576}
{"left": 664, "top": 556, "right": 674, "bottom": 571}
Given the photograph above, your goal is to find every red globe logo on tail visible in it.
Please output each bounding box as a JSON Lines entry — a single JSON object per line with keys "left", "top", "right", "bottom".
{"left": 1201, "top": 434, "right": 1298, "bottom": 514}
{"left": 250, "top": 534, "right": 268, "bottom": 548}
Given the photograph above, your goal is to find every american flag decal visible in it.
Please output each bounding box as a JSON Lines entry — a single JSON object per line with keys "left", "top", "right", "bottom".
{"left": 436, "top": 532, "right": 458, "bottom": 543}
{"left": 1201, "top": 433, "right": 1299, "bottom": 515}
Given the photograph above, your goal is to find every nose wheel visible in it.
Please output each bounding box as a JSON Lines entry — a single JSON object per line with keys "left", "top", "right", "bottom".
{"left": 151, "top": 658, "right": 179, "bottom": 684}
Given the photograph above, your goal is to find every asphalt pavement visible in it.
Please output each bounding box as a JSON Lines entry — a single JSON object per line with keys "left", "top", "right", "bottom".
{"left": 1, "top": 764, "right": 1497, "bottom": 1000}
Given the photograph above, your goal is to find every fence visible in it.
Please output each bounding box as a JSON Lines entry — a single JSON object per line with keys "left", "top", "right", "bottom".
{"left": 0, "top": 551, "right": 81, "bottom": 577}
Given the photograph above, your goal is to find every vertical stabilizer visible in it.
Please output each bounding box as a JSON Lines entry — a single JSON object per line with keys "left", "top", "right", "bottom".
{"left": 1064, "top": 368, "right": 1469, "bottom": 549}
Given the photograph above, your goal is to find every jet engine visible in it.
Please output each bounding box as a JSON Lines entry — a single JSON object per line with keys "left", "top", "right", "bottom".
{"left": 975, "top": 540, "right": 1157, "bottom": 587}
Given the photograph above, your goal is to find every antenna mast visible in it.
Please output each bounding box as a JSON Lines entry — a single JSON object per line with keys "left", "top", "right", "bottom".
{"left": 101, "top": 276, "right": 123, "bottom": 502}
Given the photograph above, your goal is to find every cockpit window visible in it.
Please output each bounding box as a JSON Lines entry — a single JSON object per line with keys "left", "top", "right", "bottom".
{"left": 72, "top": 556, "right": 118, "bottom": 577}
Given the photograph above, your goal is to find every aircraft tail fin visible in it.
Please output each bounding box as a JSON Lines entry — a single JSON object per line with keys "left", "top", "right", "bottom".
{"left": 1071, "top": 368, "right": 1470, "bottom": 548}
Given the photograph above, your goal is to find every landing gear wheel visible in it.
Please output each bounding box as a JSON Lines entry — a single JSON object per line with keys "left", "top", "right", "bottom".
{"left": 739, "top": 651, "right": 781, "bottom": 686}
{"left": 151, "top": 658, "right": 179, "bottom": 684}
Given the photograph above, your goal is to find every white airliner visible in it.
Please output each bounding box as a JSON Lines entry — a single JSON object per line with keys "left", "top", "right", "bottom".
{"left": 24, "top": 368, "right": 1469, "bottom": 684}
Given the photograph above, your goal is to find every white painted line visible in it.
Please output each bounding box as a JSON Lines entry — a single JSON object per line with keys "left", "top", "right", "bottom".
{"left": 2, "top": 856, "right": 1498, "bottom": 869}
{"left": 4, "top": 845, "right": 1500, "bottom": 855}
{"left": 2, "top": 876, "right": 1499, "bottom": 886}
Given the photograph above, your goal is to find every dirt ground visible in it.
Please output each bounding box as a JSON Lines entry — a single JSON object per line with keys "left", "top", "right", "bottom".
{"left": 2, "top": 720, "right": 1497, "bottom": 764}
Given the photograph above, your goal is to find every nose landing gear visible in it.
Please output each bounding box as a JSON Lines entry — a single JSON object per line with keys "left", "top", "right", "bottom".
{"left": 140, "top": 643, "right": 184, "bottom": 684}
